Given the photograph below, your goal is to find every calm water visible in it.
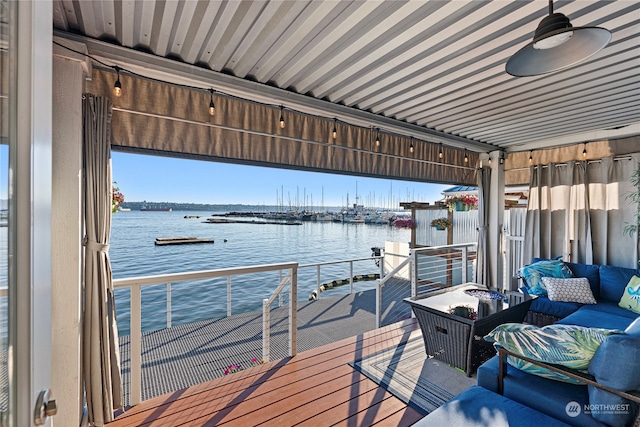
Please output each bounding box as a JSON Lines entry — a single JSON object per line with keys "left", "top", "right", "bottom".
{"left": 111, "top": 210, "right": 410, "bottom": 335}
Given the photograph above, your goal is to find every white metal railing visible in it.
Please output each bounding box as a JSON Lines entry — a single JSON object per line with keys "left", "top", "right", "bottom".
{"left": 300, "top": 256, "right": 383, "bottom": 301}
{"left": 262, "top": 266, "right": 297, "bottom": 362}
{"left": 113, "top": 261, "right": 298, "bottom": 406}
{"left": 375, "top": 256, "right": 411, "bottom": 328}
{"left": 410, "top": 243, "right": 478, "bottom": 297}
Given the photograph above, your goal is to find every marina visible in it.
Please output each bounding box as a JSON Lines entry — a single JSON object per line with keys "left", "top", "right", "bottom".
{"left": 203, "top": 217, "right": 303, "bottom": 225}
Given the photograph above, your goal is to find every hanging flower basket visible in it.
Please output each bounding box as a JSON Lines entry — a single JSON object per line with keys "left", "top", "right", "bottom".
{"left": 445, "top": 194, "right": 478, "bottom": 212}
{"left": 430, "top": 217, "right": 451, "bottom": 230}
{"left": 112, "top": 182, "right": 124, "bottom": 214}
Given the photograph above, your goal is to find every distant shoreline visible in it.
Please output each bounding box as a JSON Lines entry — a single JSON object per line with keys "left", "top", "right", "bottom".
{"left": 119, "top": 202, "right": 385, "bottom": 212}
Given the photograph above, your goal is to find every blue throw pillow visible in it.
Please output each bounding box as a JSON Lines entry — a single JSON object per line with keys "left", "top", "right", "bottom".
{"left": 519, "top": 259, "right": 574, "bottom": 297}
{"left": 587, "top": 334, "right": 640, "bottom": 426}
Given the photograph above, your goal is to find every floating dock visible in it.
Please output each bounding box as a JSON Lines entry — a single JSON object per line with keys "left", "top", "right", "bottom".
{"left": 154, "top": 236, "right": 214, "bottom": 246}
{"left": 203, "top": 217, "right": 302, "bottom": 225}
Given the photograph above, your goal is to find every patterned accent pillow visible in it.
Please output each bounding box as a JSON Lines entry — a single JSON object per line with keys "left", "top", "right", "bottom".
{"left": 518, "top": 259, "right": 574, "bottom": 297}
{"left": 541, "top": 277, "right": 597, "bottom": 304}
{"left": 618, "top": 275, "right": 640, "bottom": 314}
{"left": 484, "top": 323, "right": 621, "bottom": 384}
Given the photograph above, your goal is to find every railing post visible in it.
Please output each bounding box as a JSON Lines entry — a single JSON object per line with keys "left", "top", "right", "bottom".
{"left": 376, "top": 278, "right": 382, "bottom": 329}
{"left": 461, "top": 246, "right": 468, "bottom": 283}
{"left": 227, "top": 276, "right": 232, "bottom": 316}
{"left": 166, "top": 282, "right": 172, "bottom": 328}
{"left": 316, "top": 264, "right": 321, "bottom": 300}
{"left": 262, "top": 298, "right": 270, "bottom": 362}
{"left": 278, "top": 270, "right": 283, "bottom": 307}
{"left": 410, "top": 250, "right": 418, "bottom": 299}
{"left": 130, "top": 284, "right": 142, "bottom": 405}
{"left": 289, "top": 266, "right": 298, "bottom": 357}
{"left": 349, "top": 261, "right": 354, "bottom": 294}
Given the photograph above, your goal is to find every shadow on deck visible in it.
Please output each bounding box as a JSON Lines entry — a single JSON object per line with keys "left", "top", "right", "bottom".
{"left": 119, "top": 277, "right": 416, "bottom": 405}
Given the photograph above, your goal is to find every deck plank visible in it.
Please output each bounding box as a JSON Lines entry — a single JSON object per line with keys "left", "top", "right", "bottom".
{"left": 108, "top": 319, "right": 423, "bottom": 427}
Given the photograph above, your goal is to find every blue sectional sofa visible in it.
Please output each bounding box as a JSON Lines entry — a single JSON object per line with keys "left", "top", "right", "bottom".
{"left": 421, "top": 260, "right": 640, "bottom": 427}
{"left": 478, "top": 260, "right": 640, "bottom": 427}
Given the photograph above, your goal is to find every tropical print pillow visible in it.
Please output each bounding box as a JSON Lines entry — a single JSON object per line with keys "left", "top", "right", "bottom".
{"left": 519, "top": 258, "right": 574, "bottom": 297}
{"left": 618, "top": 275, "right": 640, "bottom": 314}
{"left": 484, "top": 323, "right": 621, "bottom": 384}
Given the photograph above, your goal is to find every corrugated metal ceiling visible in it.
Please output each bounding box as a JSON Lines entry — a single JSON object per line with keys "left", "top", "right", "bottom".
{"left": 53, "top": 0, "right": 640, "bottom": 153}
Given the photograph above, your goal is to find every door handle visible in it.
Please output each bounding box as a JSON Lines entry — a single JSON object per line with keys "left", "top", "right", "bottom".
{"left": 34, "top": 389, "right": 57, "bottom": 425}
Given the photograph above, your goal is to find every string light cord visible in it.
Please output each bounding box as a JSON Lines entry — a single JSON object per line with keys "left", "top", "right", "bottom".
{"left": 53, "top": 39, "right": 476, "bottom": 161}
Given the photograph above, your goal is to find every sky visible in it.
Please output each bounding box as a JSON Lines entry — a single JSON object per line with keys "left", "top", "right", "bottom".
{"left": 111, "top": 151, "right": 452, "bottom": 208}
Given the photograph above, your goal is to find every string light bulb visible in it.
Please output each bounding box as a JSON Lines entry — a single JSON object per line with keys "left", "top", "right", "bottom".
{"left": 464, "top": 150, "right": 468, "bottom": 163}
{"left": 488, "top": 156, "right": 492, "bottom": 166}
{"left": 332, "top": 119, "right": 337, "bottom": 139}
{"left": 208, "top": 89, "right": 216, "bottom": 116}
{"left": 279, "top": 106, "right": 285, "bottom": 129}
{"left": 583, "top": 144, "right": 587, "bottom": 159}
{"left": 439, "top": 144, "right": 443, "bottom": 160}
{"left": 375, "top": 128, "right": 380, "bottom": 147}
{"left": 113, "top": 66, "right": 122, "bottom": 97}
{"left": 529, "top": 151, "right": 533, "bottom": 164}
{"left": 409, "top": 138, "right": 414, "bottom": 153}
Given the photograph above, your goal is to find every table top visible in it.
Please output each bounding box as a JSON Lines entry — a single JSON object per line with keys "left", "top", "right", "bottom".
{"left": 404, "top": 283, "right": 511, "bottom": 322}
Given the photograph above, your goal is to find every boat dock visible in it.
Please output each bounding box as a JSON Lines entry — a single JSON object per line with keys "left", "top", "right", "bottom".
{"left": 203, "top": 217, "right": 302, "bottom": 225}
{"left": 154, "top": 236, "right": 215, "bottom": 245}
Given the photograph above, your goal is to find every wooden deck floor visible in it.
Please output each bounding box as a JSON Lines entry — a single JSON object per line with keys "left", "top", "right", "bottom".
{"left": 109, "top": 318, "right": 425, "bottom": 427}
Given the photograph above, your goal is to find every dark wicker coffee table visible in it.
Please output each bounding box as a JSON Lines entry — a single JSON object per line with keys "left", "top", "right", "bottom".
{"left": 404, "top": 283, "right": 532, "bottom": 376}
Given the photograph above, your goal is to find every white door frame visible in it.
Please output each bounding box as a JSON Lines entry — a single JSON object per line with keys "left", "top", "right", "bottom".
{"left": 12, "top": 1, "right": 53, "bottom": 426}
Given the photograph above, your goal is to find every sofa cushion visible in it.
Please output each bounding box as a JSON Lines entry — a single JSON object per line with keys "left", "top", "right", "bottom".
{"left": 618, "top": 275, "right": 640, "bottom": 314}
{"left": 477, "top": 356, "right": 603, "bottom": 427}
{"left": 575, "top": 301, "right": 640, "bottom": 320}
{"left": 542, "top": 277, "right": 597, "bottom": 304}
{"left": 555, "top": 307, "right": 635, "bottom": 331}
{"left": 414, "top": 385, "right": 573, "bottom": 427}
{"left": 587, "top": 334, "right": 640, "bottom": 427}
{"left": 599, "top": 265, "right": 640, "bottom": 303}
{"left": 519, "top": 259, "right": 574, "bottom": 297}
{"left": 529, "top": 297, "right": 581, "bottom": 319}
{"left": 565, "top": 262, "right": 601, "bottom": 300}
{"left": 484, "top": 323, "right": 620, "bottom": 384}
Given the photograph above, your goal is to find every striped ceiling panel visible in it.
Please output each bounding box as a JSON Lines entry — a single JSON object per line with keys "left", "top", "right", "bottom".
{"left": 53, "top": 0, "right": 640, "bottom": 153}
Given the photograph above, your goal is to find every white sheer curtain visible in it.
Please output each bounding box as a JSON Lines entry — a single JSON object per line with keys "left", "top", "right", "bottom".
{"left": 524, "top": 155, "right": 640, "bottom": 268}
{"left": 83, "top": 94, "right": 123, "bottom": 426}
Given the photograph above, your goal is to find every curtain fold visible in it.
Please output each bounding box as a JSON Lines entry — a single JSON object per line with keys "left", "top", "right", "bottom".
{"left": 475, "top": 166, "right": 491, "bottom": 286}
{"left": 524, "top": 161, "right": 590, "bottom": 263}
{"left": 82, "top": 94, "right": 123, "bottom": 426}
{"left": 524, "top": 155, "right": 639, "bottom": 268}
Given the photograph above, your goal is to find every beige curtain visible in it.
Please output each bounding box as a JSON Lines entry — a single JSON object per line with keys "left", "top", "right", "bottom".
{"left": 524, "top": 161, "right": 590, "bottom": 263}
{"left": 83, "top": 94, "right": 123, "bottom": 426}
{"left": 85, "top": 68, "right": 478, "bottom": 186}
{"left": 475, "top": 166, "right": 491, "bottom": 286}
{"left": 586, "top": 155, "right": 640, "bottom": 266}
{"left": 524, "top": 155, "right": 640, "bottom": 268}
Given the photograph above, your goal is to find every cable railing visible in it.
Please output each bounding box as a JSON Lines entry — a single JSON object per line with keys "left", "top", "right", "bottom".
{"left": 112, "top": 245, "right": 481, "bottom": 406}
{"left": 113, "top": 262, "right": 297, "bottom": 405}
